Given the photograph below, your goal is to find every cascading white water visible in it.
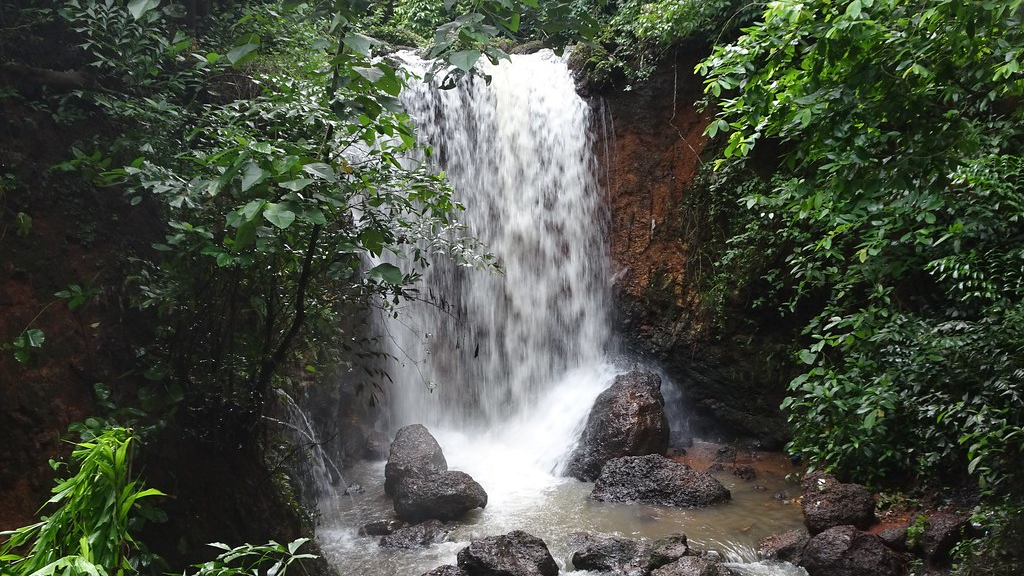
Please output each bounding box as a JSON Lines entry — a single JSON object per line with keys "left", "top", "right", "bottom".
{"left": 381, "top": 50, "right": 615, "bottom": 451}
{"left": 316, "top": 51, "right": 807, "bottom": 576}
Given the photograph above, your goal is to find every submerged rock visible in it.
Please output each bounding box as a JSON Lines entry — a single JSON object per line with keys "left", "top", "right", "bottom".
{"left": 591, "top": 454, "right": 730, "bottom": 507}
{"left": 650, "top": 556, "right": 734, "bottom": 576}
{"left": 358, "top": 518, "right": 405, "bottom": 537}
{"left": 566, "top": 370, "right": 670, "bottom": 481}
{"left": 457, "top": 530, "right": 559, "bottom": 576}
{"left": 379, "top": 519, "right": 450, "bottom": 549}
{"left": 384, "top": 424, "right": 448, "bottom": 495}
{"left": 801, "top": 472, "right": 876, "bottom": 534}
{"left": 800, "top": 525, "right": 906, "bottom": 576}
{"left": 420, "top": 566, "right": 469, "bottom": 576}
{"left": 568, "top": 532, "right": 651, "bottom": 576}
{"left": 393, "top": 470, "right": 487, "bottom": 523}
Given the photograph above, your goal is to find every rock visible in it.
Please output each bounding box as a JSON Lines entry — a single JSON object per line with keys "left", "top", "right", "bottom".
{"left": 358, "top": 519, "right": 405, "bottom": 536}
{"left": 800, "top": 525, "right": 906, "bottom": 576}
{"left": 364, "top": 429, "right": 390, "bottom": 460}
{"left": 566, "top": 371, "right": 670, "bottom": 481}
{"left": 801, "top": 472, "right": 876, "bottom": 534}
{"left": 757, "top": 529, "right": 810, "bottom": 564}
{"left": 393, "top": 470, "right": 487, "bottom": 523}
{"left": 591, "top": 454, "right": 731, "bottom": 507}
{"left": 384, "top": 424, "right": 448, "bottom": 495}
{"left": 344, "top": 483, "right": 364, "bottom": 495}
{"left": 457, "top": 530, "right": 559, "bottom": 576}
{"left": 568, "top": 533, "right": 651, "bottom": 576}
{"left": 714, "top": 446, "right": 737, "bottom": 463}
{"left": 420, "top": 566, "right": 469, "bottom": 576}
{"left": 732, "top": 465, "right": 756, "bottom": 481}
{"left": 646, "top": 533, "right": 689, "bottom": 570}
{"left": 878, "top": 526, "right": 908, "bottom": 552}
{"left": 917, "top": 511, "right": 969, "bottom": 565}
{"left": 650, "top": 556, "right": 733, "bottom": 576}
{"left": 379, "top": 519, "right": 449, "bottom": 548}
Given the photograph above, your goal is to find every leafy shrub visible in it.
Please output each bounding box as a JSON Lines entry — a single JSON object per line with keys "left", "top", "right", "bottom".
{"left": 699, "top": 0, "right": 1024, "bottom": 492}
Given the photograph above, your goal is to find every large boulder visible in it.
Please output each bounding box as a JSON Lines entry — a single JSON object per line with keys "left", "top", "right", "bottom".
{"left": 650, "top": 557, "right": 734, "bottom": 576}
{"left": 801, "top": 525, "right": 906, "bottom": 576}
{"left": 457, "top": 530, "right": 559, "bottom": 576}
{"left": 591, "top": 454, "right": 730, "bottom": 507}
{"left": 916, "top": 511, "right": 970, "bottom": 565}
{"left": 393, "top": 470, "right": 487, "bottom": 523}
{"left": 568, "top": 533, "right": 651, "bottom": 576}
{"left": 379, "top": 519, "right": 450, "bottom": 549}
{"left": 384, "top": 424, "right": 448, "bottom": 495}
{"left": 801, "top": 472, "right": 876, "bottom": 534}
{"left": 566, "top": 371, "right": 670, "bottom": 481}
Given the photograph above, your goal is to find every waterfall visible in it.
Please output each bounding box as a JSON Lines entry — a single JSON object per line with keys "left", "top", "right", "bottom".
{"left": 380, "top": 51, "right": 615, "bottom": 455}
{"left": 313, "top": 53, "right": 808, "bottom": 576}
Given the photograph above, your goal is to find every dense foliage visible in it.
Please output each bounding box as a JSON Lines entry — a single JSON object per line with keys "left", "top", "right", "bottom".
{"left": 699, "top": 0, "right": 1024, "bottom": 496}
{"left": 0, "top": 427, "right": 314, "bottom": 576}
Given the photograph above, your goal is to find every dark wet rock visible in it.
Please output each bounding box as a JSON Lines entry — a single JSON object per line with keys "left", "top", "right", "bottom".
{"left": 917, "top": 511, "right": 970, "bottom": 565}
{"left": 344, "top": 483, "right": 364, "bottom": 495}
{"left": 457, "top": 530, "right": 558, "bottom": 576}
{"left": 646, "top": 533, "right": 689, "bottom": 570}
{"left": 358, "top": 518, "right": 405, "bottom": 537}
{"left": 568, "top": 533, "right": 651, "bottom": 576}
{"left": 393, "top": 470, "right": 487, "bottom": 523}
{"left": 650, "top": 556, "right": 734, "bottom": 576}
{"left": 420, "top": 566, "right": 469, "bottom": 576}
{"left": 801, "top": 472, "right": 876, "bottom": 534}
{"left": 591, "top": 454, "right": 731, "bottom": 507}
{"left": 566, "top": 371, "right": 670, "bottom": 481}
{"left": 732, "top": 465, "right": 756, "bottom": 481}
{"left": 801, "top": 525, "right": 906, "bottom": 576}
{"left": 364, "top": 429, "right": 390, "bottom": 460}
{"left": 384, "top": 424, "right": 448, "bottom": 495}
{"left": 757, "top": 529, "right": 810, "bottom": 565}
{"left": 714, "top": 446, "right": 737, "bottom": 463}
{"left": 379, "top": 519, "right": 449, "bottom": 548}
{"left": 879, "top": 526, "right": 908, "bottom": 552}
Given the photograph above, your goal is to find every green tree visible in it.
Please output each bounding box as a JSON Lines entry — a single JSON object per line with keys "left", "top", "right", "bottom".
{"left": 698, "top": 0, "right": 1024, "bottom": 495}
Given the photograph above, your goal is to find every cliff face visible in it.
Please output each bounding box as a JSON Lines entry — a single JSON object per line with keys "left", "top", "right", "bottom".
{"left": 594, "top": 48, "right": 791, "bottom": 447}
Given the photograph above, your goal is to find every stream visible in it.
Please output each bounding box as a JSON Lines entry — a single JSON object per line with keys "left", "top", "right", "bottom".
{"left": 316, "top": 50, "right": 807, "bottom": 576}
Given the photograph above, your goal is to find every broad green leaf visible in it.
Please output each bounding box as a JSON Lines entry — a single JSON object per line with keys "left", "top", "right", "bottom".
{"left": 302, "top": 163, "right": 336, "bottom": 181}
{"left": 241, "top": 200, "right": 266, "bottom": 221}
{"left": 845, "top": 0, "right": 861, "bottom": 18}
{"left": 226, "top": 43, "right": 260, "bottom": 66}
{"left": 354, "top": 66, "right": 384, "bottom": 83}
{"left": 263, "top": 203, "right": 296, "bottom": 229}
{"left": 798, "top": 349, "right": 816, "bottom": 365}
{"left": 368, "top": 262, "right": 404, "bottom": 285}
{"left": 127, "top": 0, "right": 160, "bottom": 20}
{"left": 24, "top": 329, "right": 44, "bottom": 348}
{"left": 241, "top": 162, "right": 267, "bottom": 192}
{"left": 449, "top": 50, "right": 481, "bottom": 72}
{"left": 232, "top": 220, "right": 258, "bottom": 253}
{"left": 279, "top": 178, "right": 314, "bottom": 191}
{"left": 342, "top": 33, "right": 376, "bottom": 56}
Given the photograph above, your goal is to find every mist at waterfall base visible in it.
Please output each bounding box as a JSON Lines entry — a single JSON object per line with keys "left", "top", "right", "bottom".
{"left": 315, "top": 51, "right": 805, "bottom": 575}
